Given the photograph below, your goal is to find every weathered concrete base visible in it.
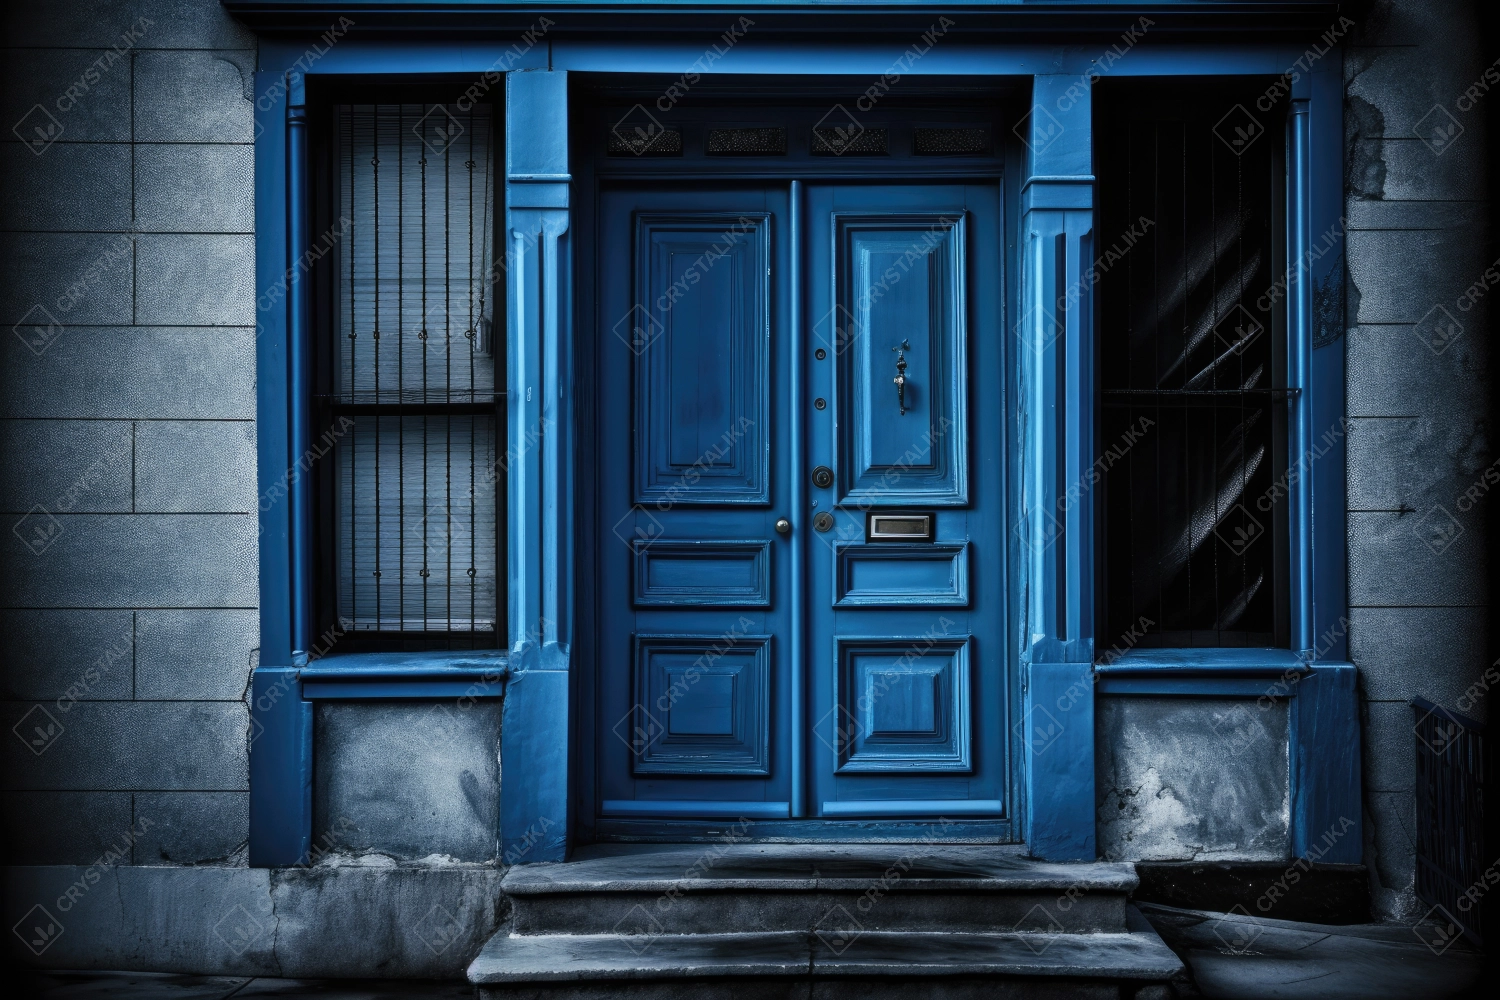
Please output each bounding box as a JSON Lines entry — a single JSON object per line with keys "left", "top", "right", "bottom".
{"left": 3, "top": 863, "right": 504, "bottom": 978}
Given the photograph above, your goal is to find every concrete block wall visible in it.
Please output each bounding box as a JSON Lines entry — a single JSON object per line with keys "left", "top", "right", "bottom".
{"left": 1344, "top": 0, "right": 1494, "bottom": 922}
{"left": 1, "top": 4, "right": 508, "bottom": 975}
{"left": 1, "top": 0, "right": 258, "bottom": 870}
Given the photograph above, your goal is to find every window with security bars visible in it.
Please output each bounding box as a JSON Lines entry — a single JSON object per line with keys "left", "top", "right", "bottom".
{"left": 319, "top": 102, "right": 500, "bottom": 647}
{"left": 1095, "top": 79, "right": 1291, "bottom": 650}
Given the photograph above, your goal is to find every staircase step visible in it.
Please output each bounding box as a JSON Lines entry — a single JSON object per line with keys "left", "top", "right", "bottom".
{"left": 504, "top": 844, "right": 1139, "bottom": 935}
{"left": 469, "top": 928, "right": 1182, "bottom": 998}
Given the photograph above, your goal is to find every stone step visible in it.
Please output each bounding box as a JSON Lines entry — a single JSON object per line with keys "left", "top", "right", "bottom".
{"left": 502, "top": 844, "right": 1140, "bottom": 935}
{"left": 469, "top": 926, "right": 1183, "bottom": 999}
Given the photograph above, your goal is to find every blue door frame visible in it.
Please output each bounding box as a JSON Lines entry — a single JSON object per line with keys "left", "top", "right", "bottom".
{"left": 239, "top": 1, "right": 1359, "bottom": 866}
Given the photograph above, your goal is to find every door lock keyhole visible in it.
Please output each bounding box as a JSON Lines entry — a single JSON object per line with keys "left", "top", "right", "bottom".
{"left": 811, "top": 466, "right": 834, "bottom": 489}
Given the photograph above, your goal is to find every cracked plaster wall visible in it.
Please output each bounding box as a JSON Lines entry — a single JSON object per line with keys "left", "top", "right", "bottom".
{"left": 1344, "top": 0, "right": 1494, "bottom": 924}
{"left": 1097, "top": 697, "right": 1291, "bottom": 863}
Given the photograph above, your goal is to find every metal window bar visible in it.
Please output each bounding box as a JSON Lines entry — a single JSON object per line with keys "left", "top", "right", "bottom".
{"left": 1097, "top": 84, "right": 1289, "bottom": 650}
{"left": 335, "top": 104, "right": 498, "bottom": 635}
{"left": 1413, "top": 698, "right": 1486, "bottom": 945}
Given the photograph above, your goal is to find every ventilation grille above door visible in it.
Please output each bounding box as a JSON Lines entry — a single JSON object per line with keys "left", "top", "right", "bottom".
{"left": 913, "top": 127, "right": 992, "bottom": 155}
{"left": 706, "top": 127, "right": 787, "bottom": 155}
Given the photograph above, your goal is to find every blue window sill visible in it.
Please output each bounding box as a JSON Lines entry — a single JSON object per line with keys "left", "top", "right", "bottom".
{"left": 300, "top": 650, "right": 509, "bottom": 699}
{"left": 1095, "top": 647, "right": 1309, "bottom": 676}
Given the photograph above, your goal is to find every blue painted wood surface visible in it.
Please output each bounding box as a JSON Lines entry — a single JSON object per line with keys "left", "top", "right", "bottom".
{"left": 242, "top": 10, "right": 1360, "bottom": 866}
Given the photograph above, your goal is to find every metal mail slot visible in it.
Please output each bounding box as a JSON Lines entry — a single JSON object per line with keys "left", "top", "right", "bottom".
{"left": 866, "top": 512, "right": 935, "bottom": 542}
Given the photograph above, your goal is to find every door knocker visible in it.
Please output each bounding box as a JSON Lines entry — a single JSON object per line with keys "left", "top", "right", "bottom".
{"left": 892, "top": 339, "right": 911, "bottom": 415}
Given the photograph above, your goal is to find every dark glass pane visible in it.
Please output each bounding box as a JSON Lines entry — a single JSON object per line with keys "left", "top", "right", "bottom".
{"left": 1096, "top": 80, "right": 1289, "bottom": 651}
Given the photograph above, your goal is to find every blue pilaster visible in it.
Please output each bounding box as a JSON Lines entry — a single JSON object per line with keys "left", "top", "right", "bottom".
{"left": 1018, "top": 75, "right": 1097, "bottom": 861}
{"left": 500, "top": 69, "right": 572, "bottom": 863}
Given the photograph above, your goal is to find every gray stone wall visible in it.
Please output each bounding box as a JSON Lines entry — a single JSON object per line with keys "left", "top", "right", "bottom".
{"left": 1, "top": 1, "right": 258, "bottom": 870}
{"left": 1345, "top": 0, "right": 1493, "bottom": 922}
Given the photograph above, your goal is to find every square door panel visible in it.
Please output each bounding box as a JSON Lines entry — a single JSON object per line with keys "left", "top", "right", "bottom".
{"left": 834, "top": 213, "right": 968, "bottom": 506}
{"left": 633, "top": 213, "right": 771, "bottom": 505}
{"left": 631, "top": 633, "right": 772, "bottom": 775}
{"left": 835, "top": 636, "right": 973, "bottom": 772}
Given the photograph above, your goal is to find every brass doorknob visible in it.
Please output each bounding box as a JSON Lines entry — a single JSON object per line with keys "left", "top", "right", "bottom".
{"left": 775, "top": 518, "right": 792, "bottom": 535}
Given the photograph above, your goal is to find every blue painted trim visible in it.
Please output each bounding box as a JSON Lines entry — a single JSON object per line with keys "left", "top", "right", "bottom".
{"left": 248, "top": 667, "right": 312, "bottom": 866}
{"left": 1018, "top": 74, "right": 1096, "bottom": 861}
{"left": 303, "top": 679, "right": 506, "bottom": 698}
{"left": 602, "top": 800, "right": 792, "bottom": 819}
{"left": 1096, "top": 677, "right": 1284, "bottom": 697}
{"left": 299, "top": 650, "right": 510, "bottom": 697}
{"left": 286, "top": 85, "right": 313, "bottom": 663}
{"left": 249, "top": 66, "right": 312, "bottom": 867}
{"left": 500, "top": 69, "right": 573, "bottom": 864}
{"left": 249, "top": 37, "right": 1348, "bottom": 83}
{"left": 1095, "top": 648, "right": 1308, "bottom": 675}
{"left": 820, "top": 800, "right": 1004, "bottom": 818}
{"left": 789, "top": 178, "right": 807, "bottom": 819}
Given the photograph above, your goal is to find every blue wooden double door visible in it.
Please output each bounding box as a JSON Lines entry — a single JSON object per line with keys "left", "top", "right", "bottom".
{"left": 597, "top": 178, "right": 1008, "bottom": 828}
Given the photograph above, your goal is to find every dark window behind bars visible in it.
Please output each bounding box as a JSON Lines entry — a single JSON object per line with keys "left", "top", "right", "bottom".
{"left": 1096, "top": 80, "right": 1291, "bottom": 650}
{"left": 323, "top": 103, "right": 499, "bottom": 648}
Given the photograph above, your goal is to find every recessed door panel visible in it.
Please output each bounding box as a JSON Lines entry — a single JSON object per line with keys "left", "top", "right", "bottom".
{"left": 634, "top": 214, "right": 770, "bottom": 505}
{"left": 836, "top": 214, "right": 968, "bottom": 506}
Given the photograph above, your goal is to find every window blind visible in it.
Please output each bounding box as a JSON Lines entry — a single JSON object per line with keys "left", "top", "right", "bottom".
{"left": 334, "top": 103, "right": 498, "bottom": 635}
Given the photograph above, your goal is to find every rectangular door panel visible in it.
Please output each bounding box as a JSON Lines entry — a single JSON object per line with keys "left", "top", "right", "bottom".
{"left": 834, "top": 213, "right": 968, "bottom": 506}
{"left": 634, "top": 539, "right": 772, "bottom": 607}
{"left": 634, "top": 213, "right": 771, "bottom": 505}
{"left": 834, "top": 542, "right": 970, "bottom": 607}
